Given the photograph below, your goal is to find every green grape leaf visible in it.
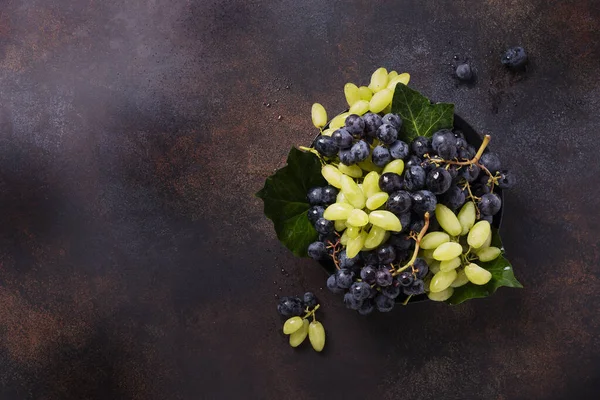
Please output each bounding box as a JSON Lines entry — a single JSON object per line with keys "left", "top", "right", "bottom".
{"left": 256, "top": 147, "right": 327, "bottom": 257}
{"left": 447, "top": 228, "right": 523, "bottom": 305}
{"left": 391, "top": 84, "right": 454, "bottom": 141}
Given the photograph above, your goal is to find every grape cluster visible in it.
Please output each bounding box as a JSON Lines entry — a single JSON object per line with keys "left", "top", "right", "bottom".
{"left": 278, "top": 293, "right": 325, "bottom": 351}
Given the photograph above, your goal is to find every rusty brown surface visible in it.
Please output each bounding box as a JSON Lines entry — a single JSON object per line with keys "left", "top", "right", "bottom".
{"left": 0, "top": 0, "right": 599, "bottom": 399}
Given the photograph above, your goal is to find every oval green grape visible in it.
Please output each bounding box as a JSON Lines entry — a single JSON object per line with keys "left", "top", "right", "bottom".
{"left": 349, "top": 100, "right": 370, "bottom": 116}
{"left": 336, "top": 191, "right": 349, "bottom": 204}
{"left": 467, "top": 220, "right": 491, "bottom": 249}
{"left": 382, "top": 159, "right": 404, "bottom": 175}
{"left": 369, "top": 88, "right": 393, "bottom": 113}
{"left": 450, "top": 269, "right": 469, "bottom": 287}
{"left": 440, "top": 257, "right": 461, "bottom": 272}
{"left": 334, "top": 220, "right": 347, "bottom": 232}
{"left": 289, "top": 319, "right": 309, "bottom": 347}
{"left": 283, "top": 316, "right": 304, "bottom": 334}
{"left": 369, "top": 67, "right": 389, "bottom": 92}
{"left": 464, "top": 263, "right": 492, "bottom": 285}
{"left": 330, "top": 112, "right": 350, "bottom": 130}
{"left": 362, "top": 171, "right": 381, "bottom": 198}
{"left": 366, "top": 192, "right": 389, "bottom": 210}
{"left": 420, "top": 232, "right": 450, "bottom": 250}
{"left": 308, "top": 321, "right": 326, "bottom": 352}
{"left": 428, "top": 286, "right": 454, "bottom": 301}
{"left": 481, "top": 229, "right": 492, "bottom": 248}
{"left": 358, "top": 86, "right": 373, "bottom": 101}
{"left": 344, "top": 83, "right": 361, "bottom": 107}
{"left": 429, "top": 270, "right": 457, "bottom": 293}
{"left": 387, "top": 72, "right": 410, "bottom": 89}
{"left": 347, "top": 230, "right": 367, "bottom": 258}
{"left": 346, "top": 224, "right": 361, "bottom": 239}
{"left": 323, "top": 202, "right": 354, "bottom": 220}
{"left": 340, "top": 230, "right": 349, "bottom": 245}
{"left": 432, "top": 242, "right": 463, "bottom": 261}
{"left": 435, "top": 204, "right": 462, "bottom": 236}
{"left": 347, "top": 209, "right": 369, "bottom": 227}
{"left": 388, "top": 70, "right": 398, "bottom": 80}
{"left": 458, "top": 201, "right": 476, "bottom": 235}
{"left": 364, "top": 225, "right": 387, "bottom": 249}
{"left": 369, "top": 210, "right": 402, "bottom": 232}
{"left": 429, "top": 260, "right": 441, "bottom": 274}
{"left": 340, "top": 175, "right": 366, "bottom": 209}
{"left": 321, "top": 165, "right": 342, "bottom": 188}
{"left": 338, "top": 163, "right": 363, "bottom": 178}
{"left": 476, "top": 246, "right": 501, "bottom": 262}
{"left": 311, "top": 103, "right": 327, "bottom": 128}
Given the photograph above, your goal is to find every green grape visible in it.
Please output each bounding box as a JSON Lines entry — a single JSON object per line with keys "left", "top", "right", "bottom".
{"left": 311, "top": 103, "right": 327, "bottom": 128}
{"left": 283, "top": 316, "right": 304, "bottom": 334}
{"left": 366, "top": 192, "right": 389, "bottom": 210}
{"left": 358, "top": 86, "right": 373, "bottom": 101}
{"left": 340, "top": 175, "right": 366, "bottom": 209}
{"left": 467, "top": 220, "right": 491, "bottom": 249}
{"left": 429, "top": 270, "right": 457, "bottom": 293}
{"left": 440, "top": 257, "right": 461, "bottom": 272}
{"left": 458, "top": 201, "right": 476, "bottom": 235}
{"left": 357, "top": 155, "right": 382, "bottom": 173}
{"left": 432, "top": 242, "right": 463, "bottom": 261}
{"left": 347, "top": 230, "right": 367, "bottom": 258}
{"left": 364, "top": 225, "right": 387, "bottom": 249}
{"left": 330, "top": 112, "right": 350, "bottom": 130}
{"left": 308, "top": 321, "right": 326, "bottom": 352}
{"left": 340, "top": 230, "right": 349, "bottom": 245}
{"left": 321, "top": 128, "right": 335, "bottom": 137}
{"left": 369, "top": 67, "right": 389, "bottom": 92}
{"left": 435, "top": 204, "right": 462, "bottom": 236}
{"left": 464, "top": 263, "right": 492, "bottom": 285}
{"left": 476, "top": 246, "right": 501, "bottom": 262}
{"left": 334, "top": 220, "right": 347, "bottom": 232}
{"left": 420, "top": 248, "right": 436, "bottom": 262}
{"left": 387, "top": 72, "right": 410, "bottom": 89}
{"left": 427, "top": 286, "right": 454, "bottom": 302}
{"left": 346, "top": 224, "right": 361, "bottom": 239}
{"left": 369, "top": 88, "right": 393, "bottom": 113}
{"left": 336, "top": 191, "right": 349, "bottom": 204}
{"left": 338, "top": 163, "right": 363, "bottom": 178}
{"left": 344, "top": 83, "right": 361, "bottom": 107}
{"left": 388, "top": 70, "right": 398, "bottom": 80}
{"left": 323, "top": 202, "right": 354, "bottom": 220}
{"left": 349, "top": 100, "right": 370, "bottom": 115}
{"left": 347, "top": 209, "right": 369, "bottom": 227}
{"left": 429, "top": 260, "right": 441, "bottom": 274}
{"left": 362, "top": 171, "right": 381, "bottom": 198}
{"left": 289, "top": 319, "right": 309, "bottom": 347}
{"left": 450, "top": 269, "right": 469, "bottom": 287}
{"left": 321, "top": 165, "right": 342, "bottom": 188}
{"left": 369, "top": 210, "right": 402, "bottom": 232}
{"left": 420, "top": 232, "right": 450, "bottom": 250}
{"left": 382, "top": 159, "right": 404, "bottom": 175}
{"left": 481, "top": 230, "right": 492, "bottom": 248}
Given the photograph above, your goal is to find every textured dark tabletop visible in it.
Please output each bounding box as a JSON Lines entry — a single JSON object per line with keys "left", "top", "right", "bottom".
{"left": 0, "top": 1, "right": 599, "bottom": 399}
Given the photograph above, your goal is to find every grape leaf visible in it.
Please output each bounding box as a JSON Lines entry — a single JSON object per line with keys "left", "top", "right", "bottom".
{"left": 447, "top": 229, "right": 523, "bottom": 305}
{"left": 391, "top": 83, "right": 454, "bottom": 141}
{"left": 256, "top": 147, "right": 327, "bottom": 257}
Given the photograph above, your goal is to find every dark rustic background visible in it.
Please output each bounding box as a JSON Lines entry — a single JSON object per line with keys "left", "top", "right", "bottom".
{"left": 0, "top": 0, "right": 598, "bottom": 399}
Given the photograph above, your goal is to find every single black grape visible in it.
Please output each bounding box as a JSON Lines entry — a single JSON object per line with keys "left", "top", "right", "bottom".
{"left": 375, "top": 267, "right": 393, "bottom": 287}
{"left": 307, "top": 187, "right": 324, "bottom": 205}
{"left": 376, "top": 123, "right": 398, "bottom": 145}
{"left": 350, "top": 140, "right": 370, "bottom": 162}
{"left": 501, "top": 46, "right": 528, "bottom": 69}
{"left": 374, "top": 294, "right": 395, "bottom": 312}
{"left": 360, "top": 265, "right": 378, "bottom": 284}
{"left": 332, "top": 128, "right": 354, "bottom": 149}
{"left": 405, "top": 155, "right": 422, "bottom": 169}
{"left": 358, "top": 299, "right": 375, "bottom": 315}
{"left": 363, "top": 112, "right": 383, "bottom": 137}
{"left": 456, "top": 63, "right": 473, "bottom": 81}
{"left": 478, "top": 193, "right": 502, "bottom": 216}
{"left": 361, "top": 251, "right": 378, "bottom": 266}
{"left": 321, "top": 186, "right": 338, "bottom": 204}
{"left": 307, "top": 206, "right": 325, "bottom": 224}
{"left": 387, "top": 233, "right": 413, "bottom": 251}
{"left": 459, "top": 145, "right": 477, "bottom": 160}
{"left": 410, "top": 216, "right": 425, "bottom": 233}
{"left": 497, "top": 170, "right": 516, "bottom": 189}
{"left": 411, "top": 136, "right": 432, "bottom": 157}
{"left": 326, "top": 274, "right": 344, "bottom": 294}
{"left": 437, "top": 142, "right": 458, "bottom": 160}
{"left": 431, "top": 129, "right": 454, "bottom": 152}
{"left": 441, "top": 185, "right": 466, "bottom": 210}
{"left": 277, "top": 296, "right": 304, "bottom": 317}
{"left": 426, "top": 167, "right": 452, "bottom": 194}
{"left": 461, "top": 164, "right": 481, "bottom": 182}
{"left": 403, "top": 279, "right": 425, "bottom": 295}
{"left": 336, "top": 268, "right": 355, "bottom": 289}
{"left": 382, "top": 284, "right": 401, "bottom": 299}
{"left": 472, "top": 183, "right": 491, "bottom": 197}
{"left": 382, "top": 113, "right": 402, "bottom": 130}
{"left": 350, "top": 281, "right": 371, "bottom": 301}
{"left": 379, "top": 172, "right": 404, "bottom": 193}
{"left": 377, "top": 244, "right": 396, "bottom": 264}
{"left": 339, "top": 148, "right": 356, "bottom": 165}
{"left": 412, "top": 258, "right": 429, "bottom": 279}
{"left": 315, "top": 218, "right": 334, "bottom": 235}
{"left": 314, "top": 136, "right": 338, "bottom": 157}
{"left": 386, "top": 190, "right": 412, "bottom": 214}
{"left": 345, "top": 114, "right": 365, "bottom": 137}
{"left": 308, "top": 241, "right": 328, "bottom": 260}
{"left": 303, "top": 292, "right": 318, "bottom": 308}
{"left": 344, "top": 292, "right": 363, "bottom": 310}
{"left": 339, "top": 249, "right": 363, "bottom": 271}
{"left": 372, "top": 145, "right": 392, "bottom": 167}
{"left": 398, "top": 270, "right": 414, "bottom": 286}
{"left": 411, "top": 190, "right": 437, "bottom": 215}
{"left": 404, "top": 165, "right": 426, "bottom": 191}
{"left": 398, "top": 212, "right": 411, "bottom": 233}
{"left": 389, "top": 140, "right": 409, "bottom": 159}
{"left": 479, "top": 152, "right": 502, "bottom": 173}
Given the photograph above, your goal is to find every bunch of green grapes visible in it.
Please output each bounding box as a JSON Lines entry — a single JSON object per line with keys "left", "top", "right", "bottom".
{"left": 418, "top": 202, "right": 502, "bottom": 301}
{"left": 282, "top": 304, "right": 325, "bottom": 352}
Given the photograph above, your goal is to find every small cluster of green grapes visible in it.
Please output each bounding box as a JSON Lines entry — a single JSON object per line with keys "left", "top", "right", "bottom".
{"left": 282, "top": 304, "right": 325, "bottom": 352}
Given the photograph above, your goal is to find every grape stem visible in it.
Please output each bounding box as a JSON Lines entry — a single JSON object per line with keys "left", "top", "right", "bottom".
{"left": 401, "top": 295, "right": 413, "bottom": 306}
{"left": 298, "top": 146, "right": 327, "bottom": 165}
{"left": 326, "top": 240, "right": 342, "bottom": 270}
{"left": 392, "top": 212, "right": 430, "bottom": 276}
{"left": 303, "top": 304, "right": 320, "bottom": 321}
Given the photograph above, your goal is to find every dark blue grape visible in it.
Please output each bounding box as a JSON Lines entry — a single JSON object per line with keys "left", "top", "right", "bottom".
{"left": 314, "top": 136, "right": 338, "bottom": 157}
{"left": 398, "top": 271, "right": 414, "bottom": 286}
{"left": 307, "top": 206, "right": 325, "bottom": 224}
{"left": 379, "top": 172, "right": 404, "bottom": 193}
{"left": 388, "top": 233, "right": 413, "bottom": 251}
{"left": 459, "top": 145, "right": 477, "bottom": 160}
{"left": 306, "top": 187, "right": 324, "bottom": 205}
{"left": 441, "top": 185, "right": 466, "bottom": 210}
{"left": 454, "top": 135, "right": 467, "bottom": 149}
{"left": 478, "top": 193, "right": 502, "bottom": 216}
{"left": 426, "top": 167, "right": 452, "bottom": 194}
{"left": 345, "top": 114, "right": 365, "bottom": 137}
{"left": 431, "top": 129, "right": 454, "bottom": 152}
{"left": 358, "top": 299, "right": 375, "bottom": 315}
{"left": 382, "top": 113, "right": 402, "bottom": 130}
{"left": 394, "top": 250, "right": 410, "bottom": 263}
{"left": 461, "top": 164, "right": 481, "bottom": 182}
{"left": 372, "top": 146, "right": 392, "bottom": 167}
{"left": 480, "top": 215, "right": 493, "bottom": 223}
{"left": 410, "top": 216, "right": 425, "bottom": 233}
{"left": 405, "top": 155, "right": 422, "bottom": 169}
{"left": 332, "top": 128, "right": 354, "bottom": 149}
{"left": 350, "top": 281, "right": 372, "bottom": 301}
{"left": 479, "top": 152, "right": 502, "bottom": 173}
{"left": 501, "top": 46, "right": 528, "bottom": 68}
{"left": 377, "top": 245, "right": 396, "bottom": 264}
{"left": 456, "top": 63, "right": 473, "bottom": 81}
{"left": 382, "top": 284, "right": 401, "bottom": 299}
{"left": 411, "top": 190, "right": 437, "bottom": 215}
{"left": 321, "top": 186, "right": 338, "bottom": 204}
{"left": 327, "top": 274, "right": 344, "bottom": 294}
{"left": 472, "top": 183, "right": 491, "bottom": 197}
{"left": 303, "top": 292, "right": 318, "bottom": 308}
{"left": 389, "top": 140, "right": 409, "bottom": 159}
{"left": 363, "top": 113, "right": 383, "bottom": 137}
{"left": 421, "top": 159, "right": 436, "bottom": 174}
{"left": 351, "top": 140, "right": 370, "bottom": 162}
{"left": 404, "top": 166, "right": 426, "bottom": 191}
{"left": 361, "top": 251, "right": 378, "bottom": 266}
{"left": 374, "top": 294, "right": 395, "bottom": 312}
{"left": 315, "top": 218, "right": 334, "bottom": 235}
{"left": 360, "top": 265, "right": 378, "bottom": 284}
{"left": 376, "top": 124, "right": 398, "bottom": 145}
{"left": 339, "top": 249, "right": 363, "bottom": 271}
{"left": 497, "top": 170, "right": 516, "bottom": 189}
{"left": 336, "top": 268, "right": 355, "bottom": 289}
{"left": 412, "top": 258, "right": 429, "bottom": 279}
{"left": 277, "top": 296, "right": 304, "bottom": 317}
{"left": 339, "top": 148, "right": 356, "bottom": 165}
{"left": 308, "top": 241, "right": 328, "bottom": 260}
{"left": 386, "top": 190, "right": 412, "bottom": 214}
{"left": 411, "top": 136, "right": 432, "bottom": 157}
{"left": 398, "top": 212, "right": 411, "bottom": 233}
{"left": 403, "top": 279, "right": 425, "bottom": 295}
{"left": 437, "top": 142, "right": 458, "bottom": 160}
{"left": 375, "top": 267, "right": 393, "bottom": 287}
{"left": 344, "top": 292, "right": 363, "bottom": 310}
{"left": 319, "top": 232, "right": 336, "bottom": 244}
